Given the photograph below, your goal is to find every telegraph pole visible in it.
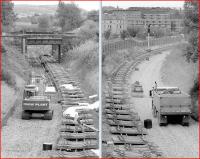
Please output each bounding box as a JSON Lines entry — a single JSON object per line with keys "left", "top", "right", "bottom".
{"left": 147, "top": 24, "right": 151, "bottom": 52}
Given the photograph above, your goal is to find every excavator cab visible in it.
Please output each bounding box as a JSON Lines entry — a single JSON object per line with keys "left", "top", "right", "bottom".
{"left": 23, "top": 85, "right": 39, "bottom": 99}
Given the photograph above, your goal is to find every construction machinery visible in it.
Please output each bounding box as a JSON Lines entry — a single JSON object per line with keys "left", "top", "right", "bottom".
{"left": 131, "top": 81, "right": 144, "bottom": 97}
{"left": 21, "top": 73, "right": 53, "bottom": 120}
{"left": 150, "top": 84, "right": 191, "bottom": 126}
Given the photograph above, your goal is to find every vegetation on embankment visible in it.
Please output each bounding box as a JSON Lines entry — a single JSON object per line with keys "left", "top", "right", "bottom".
{"left": 62, "top": 40, "right": 98, "bottom": 96}
{"left": 182, "top": 1, "right": 198, "bottom": 120}
{"left": 102, "top": 47, "right": 145, "bottom": 85}
{"left": 2, "top": 41, "right": 30, "bottom": 120}
{"left": 61, "top": 19, "right": 99, "bottom": 96}
{"left": 161, "top": 44, "right": 198, "bottom": 120}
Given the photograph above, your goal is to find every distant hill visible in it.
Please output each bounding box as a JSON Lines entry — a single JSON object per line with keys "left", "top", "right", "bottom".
{"left": 14, "top": 5, "right": 57, "bottom": 17}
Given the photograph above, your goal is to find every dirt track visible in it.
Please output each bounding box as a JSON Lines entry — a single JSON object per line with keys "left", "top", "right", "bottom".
{"left": 2, "top": 66, "right": 61, "bottom": 158}
{"left": 129, "top": 51, "right": 199, "bottom": 158}
{"left": 2, "top": 100, "right": 61, "bottom": 158}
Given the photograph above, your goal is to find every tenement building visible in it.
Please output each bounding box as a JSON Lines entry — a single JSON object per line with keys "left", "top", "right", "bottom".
{"left": 103, "top": 8, "right": 183, "bottom": 35}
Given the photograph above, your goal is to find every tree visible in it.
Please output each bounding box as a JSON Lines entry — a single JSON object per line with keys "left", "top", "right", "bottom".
{"left": 38, "top": 15, "right": 50, "bottom": 31}
{"left": 2, "top": 1, "right": 16, "bottom": 31}
{"left": 127, "top": 27, "right": 138, "bottom": 38}
{"left": 184, "top": 1, "right": 198, "bottom": 62}
{"left": 78, "top": 20, "right": 98, "bottom": 41}
{"left": 87, "top": 10, "right": 99, "bottom": 22}
{"left": 135, "top": 27, "right": 147, "bottom": 39}
{"left": 120, "top": 30, "right": 128, "bottom": 40}
{"left": 56, "top": 1, "right": 82, "bottom": 31}
{"left": 104, "top": 29, "right": 111, "bottom": 40}
{"left": 184, "top": 0, "right": 198, "bottom": 120}
{"left": 150, "top": 27, "right": 165, "bottom": 38}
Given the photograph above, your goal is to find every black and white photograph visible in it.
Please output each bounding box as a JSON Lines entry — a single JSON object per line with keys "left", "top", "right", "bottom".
{"left": 1, "top": 0, "right": 199, "bottom": 158}
{"left": 2, "top": 1, "right": 99, "bottom": 158}
{"left": 102, "top": 1, "right": 198, "bottom": 158}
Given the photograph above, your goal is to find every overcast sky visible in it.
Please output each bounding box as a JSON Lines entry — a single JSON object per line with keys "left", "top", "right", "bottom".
{"left": 13, "top": 1, "right": 184, "bottom": 11}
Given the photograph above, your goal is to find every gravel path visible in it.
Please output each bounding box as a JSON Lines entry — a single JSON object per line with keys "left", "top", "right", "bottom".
{"left": 129, "top": 51, "right": 199, "bottom": 158}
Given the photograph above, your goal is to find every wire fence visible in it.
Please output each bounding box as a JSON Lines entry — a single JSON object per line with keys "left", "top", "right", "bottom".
{"left": 102, "top": 35, "right": 185, "bottom": 54}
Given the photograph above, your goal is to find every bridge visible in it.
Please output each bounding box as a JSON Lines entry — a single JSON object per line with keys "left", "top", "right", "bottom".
{"left": 1, "top": 32, "right": 76, "bottom": 63}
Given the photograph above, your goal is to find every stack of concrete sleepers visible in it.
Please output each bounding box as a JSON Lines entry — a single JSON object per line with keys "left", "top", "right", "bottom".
{"left": 42, "top": 61, "right": 98, "bottom": 158}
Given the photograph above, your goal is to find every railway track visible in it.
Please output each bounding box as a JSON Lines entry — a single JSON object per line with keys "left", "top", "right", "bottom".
{"left": 102, "top": 49, "right": 166, "bottom": 157}
{"left": 40, "top": 57, "right": 99, "bottom": 158}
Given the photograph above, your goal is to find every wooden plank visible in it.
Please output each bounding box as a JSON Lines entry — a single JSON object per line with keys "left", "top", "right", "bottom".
{"left": 110, "top": 127, "right": 147, "bottom": 135}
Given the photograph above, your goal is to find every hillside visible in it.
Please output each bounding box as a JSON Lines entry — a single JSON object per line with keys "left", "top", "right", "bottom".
{"left": 161, "top": 44, "right": 198, "bottom": 119}
{"left": 14, "top": 5, "right": 57, "bottom": 16}
{"left": 2, "top": 40, "right": 30, "bottom": 123}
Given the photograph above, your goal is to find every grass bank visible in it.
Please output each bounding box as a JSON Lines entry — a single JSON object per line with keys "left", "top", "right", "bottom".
{"left": 2, "top": 41, "right": 30, "bottom": 122}
{"left": 62, "top": 40, "right": 98, "bottom": 97}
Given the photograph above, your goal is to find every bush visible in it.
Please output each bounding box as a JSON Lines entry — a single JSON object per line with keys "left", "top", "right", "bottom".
{"left": 150, "top": 27, "right": 166, "bottom": 38}
{"left": 190, "top": 79, "right": 198, "bottom": 120}
{"left": 2, "top": 69, "right": 16, "bottom": 87}
{"left": 120, "top": 30, "right": 128, "bottom": 40}
{"left": 38, "top": 15, "right": 50, "bottom": 31}
{"left": 104, "top": 29, "right": 111, "bottom": 40}
{"left": 135, "top": 27, "right": 147, "bottom": 39}
{"left": 2, "top": 46, "right": 6, "bottom": 54}
{"left": 78, "top": 20, "right": 98, "bottom": 42}
{"left": 127, "top": 27, "right": 138, "bottom": 38}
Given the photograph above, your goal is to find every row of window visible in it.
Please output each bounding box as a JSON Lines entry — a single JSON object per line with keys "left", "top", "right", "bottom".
{"left": 104, "top": 25, "right": 122, "bottom": 29}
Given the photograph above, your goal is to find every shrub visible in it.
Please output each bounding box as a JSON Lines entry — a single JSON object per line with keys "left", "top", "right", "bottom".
{"left": 127, "top": 27, "right": 138, "bottom": 38}
{"left": 104, "top": 29, "right": 111, "bottom": 40}
{"left": 38, "top": 15, "right": 50, "bottom": 31}
{"left": 135, "top": 27, "right": 147, "bottom": 39}
{"left": 120, "top": 30, "right": 128, "bottom": 40}
{"left": 190, "top": 79, "right": 198, "bottom": 120}
{"left": 2, "top": 46, "right": 6, "bottom": 54}
{"left": 78, "top": 20, "right": 98, "bottom": 42}
{"left": 2, "top": 69, "right": 16, "bottom": 87}
{"left": 150, "top": 27, "right": 166, "bottom": 38}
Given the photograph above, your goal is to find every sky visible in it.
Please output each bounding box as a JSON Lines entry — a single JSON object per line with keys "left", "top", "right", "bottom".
{"left": 13, "top": 1, "right": 100, "bottom": 11}
{"left": 103, "top": 1, "right": 184, "bottom": 9}
{"left": 13, "top": 1, "right": 184, "bottom": 10}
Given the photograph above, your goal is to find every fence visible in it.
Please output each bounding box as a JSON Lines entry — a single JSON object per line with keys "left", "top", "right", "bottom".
{"left": 102, "top": 35, "right": 185, "bottom": 54}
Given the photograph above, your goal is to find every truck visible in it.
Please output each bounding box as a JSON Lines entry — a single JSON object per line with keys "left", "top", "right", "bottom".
{"left": 150, "top": 85, "right": 191, "bottom": 126}
{"left": 21, "top": 74, "right": 53, "bottom": 120}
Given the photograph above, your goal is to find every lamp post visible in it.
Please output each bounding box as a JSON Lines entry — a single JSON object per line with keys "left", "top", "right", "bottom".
{"left": 147, "top": 24, "right": 151, "bottom": 52}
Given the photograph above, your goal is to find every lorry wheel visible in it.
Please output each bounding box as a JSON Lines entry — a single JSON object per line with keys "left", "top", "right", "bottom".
{"left": 44, "top": 110, "right": 53, "bottom": 120}
{"left": 159, "top": 123, "right": 167, "bottom": 126}
{"left": 21, "top": 111, "right": 31, "bottom": 120}
{"left": 182, "top": 123, "right": 189, "bottom": 126}
{"left": 149, "top": 90, "right": 152, "bottom": 97}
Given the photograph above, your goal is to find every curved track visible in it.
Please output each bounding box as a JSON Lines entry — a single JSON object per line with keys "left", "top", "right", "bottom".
{"left": 102, "top": 50, "right": 164, "bottom": 157}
